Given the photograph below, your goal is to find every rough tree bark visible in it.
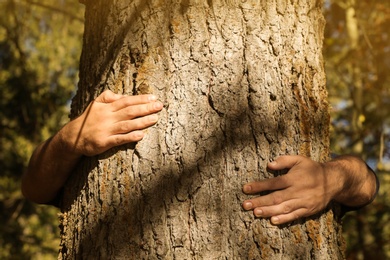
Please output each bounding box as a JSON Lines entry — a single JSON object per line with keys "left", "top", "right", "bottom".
{"left": 59, "top": 0, "right": 345, "bottom": 259}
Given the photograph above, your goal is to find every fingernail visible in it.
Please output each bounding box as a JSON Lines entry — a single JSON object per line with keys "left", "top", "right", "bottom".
{"left": 154, "top": 101, "right": 163, "bottom": 110}
{"left": 243, "top": 201, "right": 252, "bottom": 210}
{"left": 271, "top": 216, "right": 279, "bottom": 224}
{"left": 254, "top": 209, "right": 263, "bottom": 216}
{"left": 243, "top": 185, "right": 252, "bottom": 193}
{"left": 269, "top": 161, "right": 277, "bottom": 166}
{"left": 149, "top": 95, "right": 157, "bottom": 101}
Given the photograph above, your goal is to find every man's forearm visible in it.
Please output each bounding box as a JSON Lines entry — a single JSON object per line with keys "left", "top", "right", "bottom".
{"left": 326, "top": 155, "right": 378, "bottom": 208}
{"left": 22, "top": 128, "right": 82, "bottom": 204}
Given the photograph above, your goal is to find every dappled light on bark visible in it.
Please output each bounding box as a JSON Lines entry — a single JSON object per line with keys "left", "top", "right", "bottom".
{"left": 60, "top": 1, "right": 344, "bottom": 259}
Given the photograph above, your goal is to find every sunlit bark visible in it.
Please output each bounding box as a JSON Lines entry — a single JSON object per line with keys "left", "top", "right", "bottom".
{"left": 59, "top": 1, "right": 344, "bottom": 259}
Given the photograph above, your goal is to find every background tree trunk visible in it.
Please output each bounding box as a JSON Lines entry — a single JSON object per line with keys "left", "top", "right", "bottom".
{"left": 59, "top": 0, "right": 344, "bottom": 259}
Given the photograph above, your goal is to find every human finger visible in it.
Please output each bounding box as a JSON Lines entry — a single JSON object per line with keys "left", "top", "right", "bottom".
{"left": 115, "top": 101, "right": 163, "bottom": 121}
{"left": 251, "top": 194, "right": 327, "bottom": 225}
{"left": 242, "top": 189, "right": 291, "bottom": 210}
{"left": 88, "top": 130, "right": 146, "bottom": 155}
{"left": 269, "top": 208, "right": 309, "bottom": 225}
{"left": 242, "top": 176, "right": 289, "bottom": 195}
{"left": 251, "top": 197, "right": 304, "bottom": 217}
{"left": 252, "top": 199, "right": 311, "bottom": 225}
{"left": 110, "top": 130, "right": 146, "bottom": 146}
{"left": 96, "top": 90, "right": 125, "bottom": 103}
{"left": 111, "top": 114, "right": 159, "bottom": 134}
{"left": 111, "top": 94, "right": 159, "bottom": 111}
{"left": 267, "top": 155, "right": 305, "bottom": 171}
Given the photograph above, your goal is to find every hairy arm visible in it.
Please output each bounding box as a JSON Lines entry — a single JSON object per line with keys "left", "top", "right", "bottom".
{"left": 22, "top": 90, "right": 163, "bottom": 204}
{"left": 325, "top": 155, "right": 378, "bottom": 208}
{"left": 242, "top": 155, "right": 378, "bottom": 225}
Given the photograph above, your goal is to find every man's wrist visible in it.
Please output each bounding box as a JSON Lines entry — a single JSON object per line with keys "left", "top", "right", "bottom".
{"left": 55, "top": 121, "right": 84, "bottom": 160}
{"left": 326, "top": 156, "right": 378, "bottom": 208}
{"left": 323, "top": 160, "right": 349, "bottom": 204}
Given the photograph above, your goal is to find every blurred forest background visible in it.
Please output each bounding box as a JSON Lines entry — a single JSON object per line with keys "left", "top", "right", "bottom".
{"left": 0, "top": 0, "right": 389, "bottom": 259}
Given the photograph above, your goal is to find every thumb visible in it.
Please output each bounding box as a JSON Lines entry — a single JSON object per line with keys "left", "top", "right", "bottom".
{"left": 96, "top": 90, "right": 124, "bottom": 103}
{"left": 268, "top": 155, "right": 304, "bottom": 170}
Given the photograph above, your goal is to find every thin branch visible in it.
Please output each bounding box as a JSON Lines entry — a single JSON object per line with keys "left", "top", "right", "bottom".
{"left": 379, "top": 130, "right": 384, "bottom": 164}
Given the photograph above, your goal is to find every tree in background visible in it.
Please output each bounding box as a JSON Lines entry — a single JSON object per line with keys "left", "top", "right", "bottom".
{"left": 0, "top": 0, "right": 83, "bottom": 258}
{"left": 59, "top": 0, "right": 344, "bottom": 259}
{"left": 324, "top": 0, "right": 390, "bottom": 259}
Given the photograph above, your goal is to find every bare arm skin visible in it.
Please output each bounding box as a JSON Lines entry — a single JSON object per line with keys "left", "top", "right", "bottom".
{"left": 242, "top": 155, "right": 378, "bottom": 225}
{"left": 22, "top": 90, "right": 163, "bottom": 204}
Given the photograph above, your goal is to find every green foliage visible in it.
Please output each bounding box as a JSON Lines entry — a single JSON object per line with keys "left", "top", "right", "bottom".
{"left": 324, "top": 0, "right": 390, "bottom": 159}
{"left": 0, "top": 0, "right": 84, "bottom": 258}
{"left": 324, "top": 0, "right": 390, "bottom": 259}
{"left": 342, "top": 172, "right": 390, "bottom": 259}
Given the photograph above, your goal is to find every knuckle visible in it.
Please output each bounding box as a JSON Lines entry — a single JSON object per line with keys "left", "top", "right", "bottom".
{"left": 132, "top": 119, "right": 145, "bottom": 130}
{"left": 117, "top": 123, "right": 127, "bottom": 133}
{"left": 121, "top": 121, "right": 134, "bottom": 132}
{"left": 124, "top": 107, "right": 137, "bottom": 118}
{"left": 90, "top": 140, "right": 107, "bottom": 154}
{"left": 148, "top": 102, "right": 155, "bottom": 112}
{"left": 282, "top": 204, "right": 293, "bottom": 214}
{"left": 122, "top": 96, "right": 134, "bottom": 105}
{"left": 95, "top": 138, "right": 107, "bottom": 149}
{"left": 271, "top": 194, "right": 283, "bottom": 205}
{"left": 112, "top": 135, "right": 125, "bottom": 146}
{"left": 116, "top": 97, "right": 134, "bottom": 110}
{"left": 292, "top": 212, "right": 300, "bottom": 221}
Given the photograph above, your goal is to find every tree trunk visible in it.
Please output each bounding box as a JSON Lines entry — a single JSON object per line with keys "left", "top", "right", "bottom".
{"left": 59, "top": 0, "right": 345, "bottom": 259}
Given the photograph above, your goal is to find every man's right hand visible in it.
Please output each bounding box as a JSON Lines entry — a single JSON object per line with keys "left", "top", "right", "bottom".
{"left": 62, "top": 90, "right": 164, "bottom": 156}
